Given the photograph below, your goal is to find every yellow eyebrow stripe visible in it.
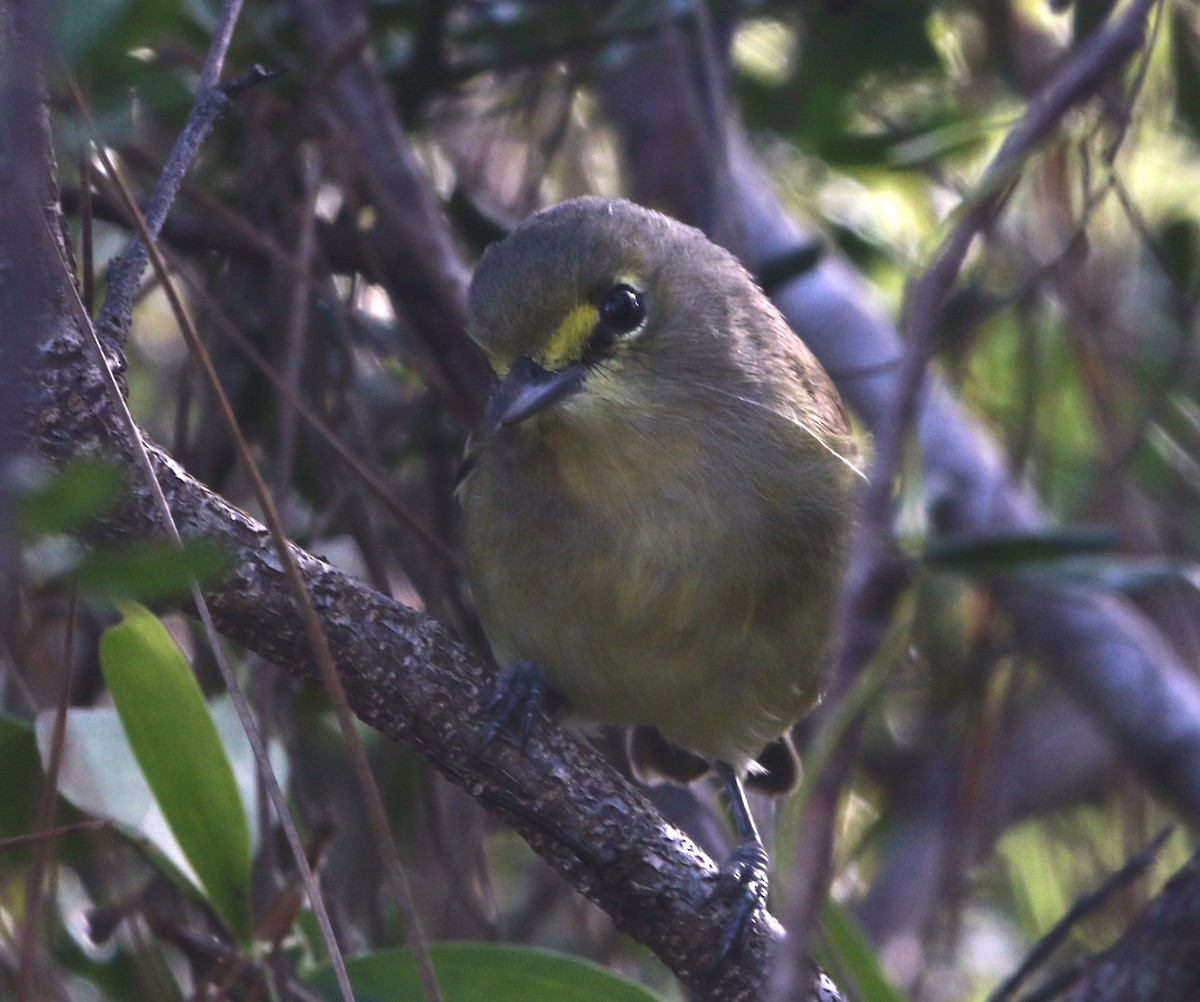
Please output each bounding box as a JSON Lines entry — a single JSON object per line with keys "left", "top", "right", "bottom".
{"left": 536, "top": 304, "right": 598, "bottom": 371}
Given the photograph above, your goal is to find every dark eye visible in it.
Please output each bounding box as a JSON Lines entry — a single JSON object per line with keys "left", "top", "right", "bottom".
{"left": 598, "top": 284, "right": 646, "bottom": 334}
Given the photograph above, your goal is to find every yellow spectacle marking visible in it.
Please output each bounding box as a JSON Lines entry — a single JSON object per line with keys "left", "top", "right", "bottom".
{"left": 537, "top": 304, "right": 598, "bottom": 371}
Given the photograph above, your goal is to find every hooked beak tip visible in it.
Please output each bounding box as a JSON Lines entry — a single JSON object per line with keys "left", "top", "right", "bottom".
{"left": 485, "top": 357, "right": 586, "bottom": 432}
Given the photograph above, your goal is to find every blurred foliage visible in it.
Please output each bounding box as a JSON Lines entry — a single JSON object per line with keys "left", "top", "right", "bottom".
{"left": 4, "top": 0, "right": 1200, "bottom": 1000}
{"left": 306, "top": 943, "right": 662, "bottom": 1001}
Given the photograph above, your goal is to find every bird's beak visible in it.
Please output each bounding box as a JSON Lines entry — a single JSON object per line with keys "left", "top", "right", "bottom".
{"left": 484, "top": 356, "right": 586, "bottom": 433}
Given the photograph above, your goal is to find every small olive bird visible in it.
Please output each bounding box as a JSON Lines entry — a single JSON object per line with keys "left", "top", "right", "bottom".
{"left": 458, "top": 196, "right": 859, "bottom": 947}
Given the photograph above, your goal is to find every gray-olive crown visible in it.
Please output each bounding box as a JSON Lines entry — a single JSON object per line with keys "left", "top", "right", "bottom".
{"left": 467, "top": 196, "right": 758, "bottom": 376}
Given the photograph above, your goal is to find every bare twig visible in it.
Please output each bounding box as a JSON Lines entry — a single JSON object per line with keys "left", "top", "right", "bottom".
{"left": 30, "top": 315, "right": 775, "bottom": 998}
{"left": 168, "top": 259, "right": 459, "bottom": 566}
{"left": 801, "top": 0, "right": 1169, "bottom": 978}
{"left": 26, "top": 70, "right": 777, "bottom": 1000}
{"left": 851, "top": 0, "right": 1162, "bottom": 646}
{"left": 986, "top": 826, "right": 1173, "bottom": 1002}
{"left": 94, "top": 144, "right": 446, "bottom": 1002}
{"left": 290, "top": 0, "right": 491, "bottom": 417}
{"left": 276, "top": 144, "right": 321, "bottom": 498}
{"left": 1060, "top": 843, "right": 1200, "bottom": 1002}
{"left": 2, "top": 5, "right": 73, "bottom": 992}
{"left": 0, "top": 820, "right": 112, "bottom": 852}
{"left": 94, "top": 0, "right": 258, "bottom": 350}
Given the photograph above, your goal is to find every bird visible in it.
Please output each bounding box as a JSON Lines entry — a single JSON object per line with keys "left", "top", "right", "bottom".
{"left": 457, "top": 196, "right": 859, "bottom": 950}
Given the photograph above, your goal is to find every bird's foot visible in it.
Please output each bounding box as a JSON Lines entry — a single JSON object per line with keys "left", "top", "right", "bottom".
{"left": 475, "top": 659, "right": 549, "bottom": 754}
{"left": 709, "top": 839, "right": 771, "bottom": 965}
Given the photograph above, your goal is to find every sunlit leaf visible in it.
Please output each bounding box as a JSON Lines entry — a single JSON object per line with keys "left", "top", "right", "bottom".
{"left": 98, "top": 603, "right": 252, "bottom": 941}
{"left": 998, "top": 822, "right": 1074, "bottom": 936}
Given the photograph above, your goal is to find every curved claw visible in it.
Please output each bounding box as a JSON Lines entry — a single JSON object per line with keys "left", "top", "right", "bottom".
{"left": 710, "top": 840, "right": 771, "bottom": 965}
{"left": 476, "top": 660, "right": 548, "bottom": 755}
{"left": 707, "top": 761, "right": 772, "bottom": 965}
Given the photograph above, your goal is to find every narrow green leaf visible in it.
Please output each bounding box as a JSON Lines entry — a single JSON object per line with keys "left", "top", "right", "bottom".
{"left": 758, "top": 241, "right": 825, "bottom": 295}
{"left": 0, "top": 714, "right": 43, "bottom": 848}
{"left": 923, "top": 528, "right": 1117, "bottom": 575}
{"left": 34, "top": 698, "right": 282, "bottom": 898}
{"left": 821, "top": 900, "right": 909, "bottom": 1002}
{"left": 71, "top": 538, "right": 230, "bottom": 600}
{"left": 99, "top": 603, "right": 252, "bottom": 941}
{"left": 35, "top": 705, "right": 198, "bottom": 885}
{"left": 306, "top": 943, "right": 663, "bottom": 1002}
{"left": 16, "top": 459, "right": 124, "bottom": 536}
{"left": 1161, "top": 217, "right": 1200, "bottom": 294}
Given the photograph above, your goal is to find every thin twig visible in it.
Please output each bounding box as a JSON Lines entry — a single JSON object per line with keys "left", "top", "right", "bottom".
{"left": 94, "top": 140, "right": 446, "bottom": 1002}
{"left": 45, "top": 191, "right": 358, "bottom": 1002}
{"left": 801, "top": 0, "right": 1165, "bottom": 971}
{"left": 93, "top": 0, "right": 259, "bottom": 350}
{"left": 276, "top": 144, "right": 322, "bottom": 499}
{"left": 79, "top": 155, "right": 94, "bottom": 315}
{"left": 63, "top": 43, "right": 357, "bottom": 991}
{"left": 0, "top": 820, "right": 112, "bottom": 852}
{"left": 17, "top": 592, "right": 77, "bottom": 1000}
{"left": 198, "top": 0, "right": 246, "bottom": 91}
{"left": 168, "top": 257, "right": 459, "bottom": 566}
{"left": 860, "top": 0, "right": 1161, "bottom": 567}
{"left": 986, "top": 825, "right": 1174, "bottom": 1002}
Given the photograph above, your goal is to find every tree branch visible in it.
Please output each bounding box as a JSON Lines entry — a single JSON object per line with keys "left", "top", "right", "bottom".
{"left": 30, "top": 300, "right": 782, "bottom": 998}
{"left": 289, "top": 0, "right": 492, "bottom": 418}
{"left": 23, "top": 94, "right": 789, "bottom": 998}
{"left": 1060, "top": 846, "right": 1200, "bottom": 1002}
{"left": 601, "top": 0, "right": 1200, "bottom": 819}
{"left": 95, "top": 0, "right": 249, "bottom": 350}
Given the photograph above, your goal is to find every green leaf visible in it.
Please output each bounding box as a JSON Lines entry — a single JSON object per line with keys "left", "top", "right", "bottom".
{"left": 16, "top": 459, "right": 124, "bottom": 536}
{"left": 34, "top": 697, "right": 282, "bottom": 899}
{"left": 923, "top": 528, "right": 1118, "bottom": 575}
{"left": 821, "top": 900, "right": 909, "bottom": 1002}
{"left": 1174, "top": 10, "right": 1200, "bottom": 136}
{"left": 54, "top": 0, "right": 132, "bottom": 62}
{"left": 36, "top": 704, "right": 201, "bottom": 886}
{"left": 70, "top": 538, "right": 230, "bottom": 601}
{"left": 1160, "top": 217, "right": 1200, "bottom": 294}
{"left": 0, "top": 714, "right": 43, "bottom": 849}
{"left": 99, "top": 603, "right": 252, "bottom": 941}
{"left": 306, "top": 943, "right": 663, "bottom": 1002}
{"left": 757, "top": 241, "right": 825, "bottom": 295}
{"left": 997, "top": 822, "right": 1073, "bottom": 936}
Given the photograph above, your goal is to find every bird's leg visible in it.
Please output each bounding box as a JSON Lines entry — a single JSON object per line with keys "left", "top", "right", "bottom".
{"left": 711, "top": 760, "right": 770, "bottom": 962}
{"left": 476, "top": 659, "right": 555, "bottom": 753}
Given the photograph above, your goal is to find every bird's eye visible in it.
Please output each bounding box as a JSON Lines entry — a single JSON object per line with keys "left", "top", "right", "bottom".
{"left": 598, "top": 284, "right": 646, "bottom": 335}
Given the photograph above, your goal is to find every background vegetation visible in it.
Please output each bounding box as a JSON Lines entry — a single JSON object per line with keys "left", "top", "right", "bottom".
{"left": 4, "top": 0, "right": 1200, "bottom": 999}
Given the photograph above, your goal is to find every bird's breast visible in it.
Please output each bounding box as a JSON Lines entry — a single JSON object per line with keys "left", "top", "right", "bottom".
{"left": 461, "top": 406, "right": 844, "bottom": 763}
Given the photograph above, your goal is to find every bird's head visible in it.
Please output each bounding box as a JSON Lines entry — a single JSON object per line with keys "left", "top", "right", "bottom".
{"left": 467, "top": 197, "right": 749, "bottom": 435}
